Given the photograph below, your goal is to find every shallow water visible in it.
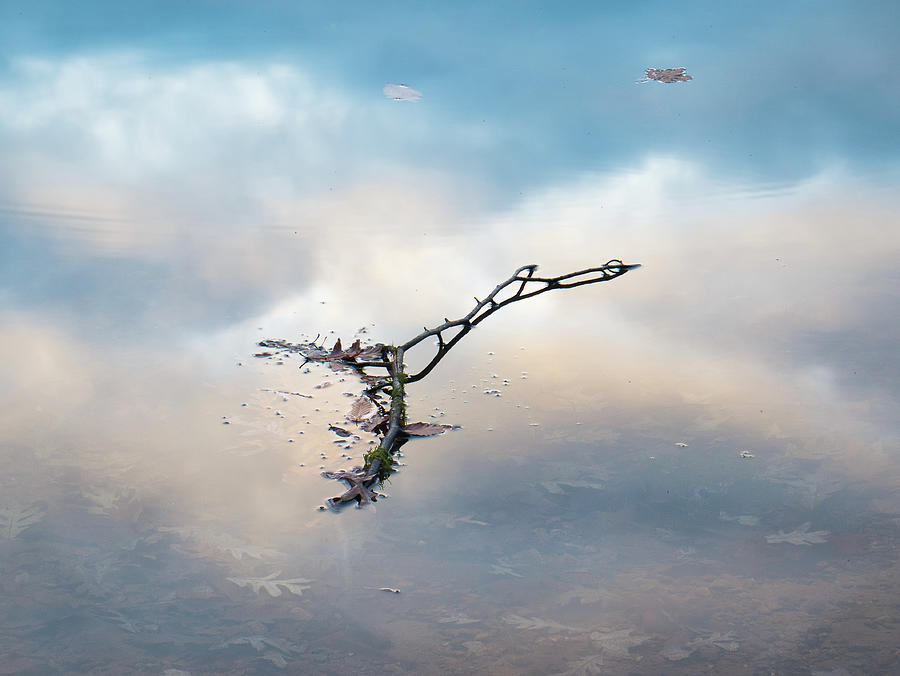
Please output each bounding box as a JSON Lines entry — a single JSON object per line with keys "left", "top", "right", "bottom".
{"left": 3, "top": 3, "right": 900, "bottom": 675}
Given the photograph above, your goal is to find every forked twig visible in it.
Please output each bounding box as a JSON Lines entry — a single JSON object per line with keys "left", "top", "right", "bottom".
{"left": 257, "top": 260, "right": 640, "bottom": 509}
{"left": 401, "top": 260, "right": 640, "bottom": 383}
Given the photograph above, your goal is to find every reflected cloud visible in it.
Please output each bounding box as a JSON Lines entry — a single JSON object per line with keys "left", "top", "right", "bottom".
{"left": 3, "top": 10, "right": 900, "bottom": 672}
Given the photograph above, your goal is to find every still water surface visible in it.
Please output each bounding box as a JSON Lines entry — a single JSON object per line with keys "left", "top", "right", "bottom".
{"left": 2, "top": 4, "right": 900, "bottom": 674}
{"left": 4, "top": 180, "right": 900, "bottom": 674}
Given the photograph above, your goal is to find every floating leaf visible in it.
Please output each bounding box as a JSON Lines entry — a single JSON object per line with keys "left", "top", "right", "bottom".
{"left": 361, "top": 413, "right": 389, "bottom": 433}
{"left": 347, "top": 397, "right": 375, "bottom": 422}
{"left": 328, "top": 424, "right": 353, "bottom": 438}
{"left": 347, "top": 401, "right": 376, "bottom": 423}
{"left": 383, "top": 83, "right": 422, "bottom": 101}
{"left": 637, "top": 67, "right": 692, "bottom": 83}
{"left": 402, "top": 422, "right": 454, "bottom": 436}
{"left": 227, "top": 571, "right": 312, "bottom": 597}
{"left": 355, "top": 344, "right": 384, "bottom": 360}
{"left": 0, "top": 502, "right": 46, "bottom": 539}
{"left": 329, "top": 338, "right": 344, "bottom": 357}
{"left": 766, "top": 522, "right": 829, "bottom": 545}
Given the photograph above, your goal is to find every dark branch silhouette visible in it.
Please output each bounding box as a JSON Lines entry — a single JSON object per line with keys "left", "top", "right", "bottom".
{"left": 256, "top": 260, "right": 640, "bottom": 509}
{"left": 401, "top": 260, "right": 639, "bottom": 383}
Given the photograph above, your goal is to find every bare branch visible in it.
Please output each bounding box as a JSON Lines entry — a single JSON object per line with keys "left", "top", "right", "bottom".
{"left": 269, "top": 259, "right": 640, "bottom": 510}
{"left": 401, "top": 260, "right": 639, "bottom": 382}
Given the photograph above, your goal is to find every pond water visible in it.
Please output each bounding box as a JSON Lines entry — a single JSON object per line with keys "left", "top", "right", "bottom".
{"left": 2, "top": 3, "right": 900, "bottom": 675}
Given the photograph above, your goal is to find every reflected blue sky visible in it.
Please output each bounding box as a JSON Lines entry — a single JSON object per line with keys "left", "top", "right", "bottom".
{"left": 2, "top": 0, "right": 899, "bottom": 343}
{"left": 3, "top": 1, "right": 898, "bottom": 188}
{"left": 2, "top": 3, "right": 900, "bottom": 674}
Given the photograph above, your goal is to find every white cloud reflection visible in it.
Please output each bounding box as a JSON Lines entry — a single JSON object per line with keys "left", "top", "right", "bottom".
{"left": 2, "top": 53, "right": 898, "bottom": 486}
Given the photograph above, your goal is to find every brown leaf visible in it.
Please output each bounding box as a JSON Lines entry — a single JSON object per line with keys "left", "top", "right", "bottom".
{"left": 347, "top": 397, "right": 375, "bottom": 422}
{"left": 360, "top": 413, "right": 389, "bottom": 433}
{"left": 642, "top": 67, "right": 692, "bottom": 83}
{"left": 402, "top": 422, "right": 454, "bottom": 437}
{"left": 341, "top": 339, "right": 363, "bottom": 359}
{"left": 356, "top": 344, "right": 384, "bottom": 360}
{"left": 329, "top": 338, "right": 343, "bottom": 357}
{"left": 329, "top": 424, "right": 353, "bottom": 438}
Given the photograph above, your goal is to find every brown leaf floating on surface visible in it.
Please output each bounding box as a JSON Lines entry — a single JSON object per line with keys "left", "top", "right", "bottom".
{"left": 402, "top": 422, "right": 455, "bottom": 437}
{"left": 640, "top": 67, "right": 692, "bottom": 83}
{"left": 328, "top": 425, "right": 353, "bottom": 438}
{"left": 347, "top": 397, "right": 375, "bottom": 422}
{"left": 360, "top": 413, "right": 389, "bottom": 433}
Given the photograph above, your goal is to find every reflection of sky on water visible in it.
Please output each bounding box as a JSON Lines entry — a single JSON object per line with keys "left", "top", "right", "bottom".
{"left": 2, "top": 2, "right": 900, "bottom": 674}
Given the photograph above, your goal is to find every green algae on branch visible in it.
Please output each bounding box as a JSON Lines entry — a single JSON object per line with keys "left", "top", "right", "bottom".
{"left": 363, "top": 445, "right": 394, "bottom": 484}
{"left": 256, "top": 260, "right": 640, "bottom": 510}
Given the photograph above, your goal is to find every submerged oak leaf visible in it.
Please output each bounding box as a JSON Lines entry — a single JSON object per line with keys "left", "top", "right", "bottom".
{"left": 158, "top": 526, "right": 283, "bottom": 560}
{"left": 662, "top": 631, "right": 740, "bottom": 661}
{"left": 765, "top": 522, "right": 829, "bottom": 545}
{"left": 212, "top": 635, "right": 302, "bottom": 666}
{"left": 94, "top": 608, "right": 140, "bottom": 634}
{"left": 504, "top": 614, "right": 582, "bottom": 634}
{"left": 213, "top": 635, "right": 301, "bottom": 654}
{"left": 438, "top": 613, "right": 481, "bottom": 625}
{"left": 491, "top": 561, "right": 524, "bottom": 578}
{"left": 227, "top": 571, "right": 312, "bottom": 597}
{"left": 590, "top": 628, "right": 649, "bottom": 657}
{"left": 0, "top": 502, "right": 47, "bottom": 539}
{"left": 540, "top": 479, "right": 606, "bottom": 494}
{"left": 554, "top": 653, "right": 606, "bottom": 676}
